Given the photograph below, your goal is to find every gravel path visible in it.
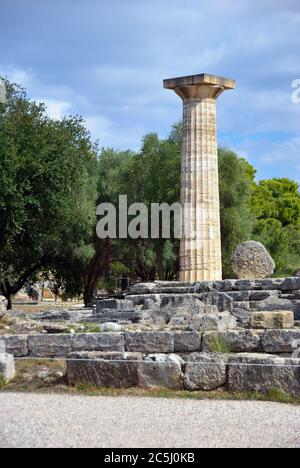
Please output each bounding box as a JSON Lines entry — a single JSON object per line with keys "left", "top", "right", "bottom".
{"left": 0, "top": 393, "right": 299, "bottom": 448}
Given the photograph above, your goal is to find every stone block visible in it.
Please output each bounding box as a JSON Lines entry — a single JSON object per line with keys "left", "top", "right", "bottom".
{"left": 130, "top": 283, "right": 157, "bottom": 294}
{"left": 174, "top": 332, "right": 202, "bottom": 353}
{"left": 191, "top": 312, "right": 237, "bottom": 332}
{"left": 67, "top": 352, "right": 140, "bottom": 388}
{"left": 250, "top": 311, "right": 294, "bottom": 329}
{"left": 125, "top": 332, "right": 174, "bottom": 353}
{"left": 138, "top": 354, "right": 183, "bottom": 390}
{"left": 0, "top": 335, "right": 28, "bottom": 357}
{"left": 183, "top": 352, "right": 227, "bottom": 391}
{"left": 203, "top": 330, "right": 262, "bottom": 353}
{"left": 0, "top": 353, "right": 15, "bottom": 381}
{"left": 228, "top": 353, "right": 300, "bottom": 397}
{"left": 72, "top": 333, "right": 125, "bottom": 353}
{"left": 28, "top": 334, "right": 73, "bottom": 357}
{"left": 261, "top": 330, "right": 300, "bottom": 354}
{"left": 281, "top": 277, "right": 300, "bottom": 291}
{"left": 200, "top": 291, "right": 233, "bottom": 312}
{"left": 96, "top": 298, "right": 133, "bottom": 313}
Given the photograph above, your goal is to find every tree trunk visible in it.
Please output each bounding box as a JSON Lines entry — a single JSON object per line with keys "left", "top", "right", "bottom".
{"left": 7, "top": 295, "right": 12, "bottom": 311}
{"left": 83, "top": 286, "right": 95, "bottom": 308}
{"left": 156, "top": 240, "right": 165, "bottom": 280}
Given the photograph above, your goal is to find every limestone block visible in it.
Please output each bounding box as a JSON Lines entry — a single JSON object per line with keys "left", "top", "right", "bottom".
{"left": 184, "top": 352, "right": 227, "bottom": 391}
{"left": 191, "top": 312, "right": 237, "bottom": 332}
{"left": 28, "top": 334, "right": 73, "bottom": 357}
{"left": 281, "top": 277, "right": 300, "bottom": 291}
{"left": 130, "top": 283, "right": 157, "bottom": 294}
{"left": 203, "top": 330, "right": 262, "bottom": 353}
{"left": 200, "top": 291, "right": 233, "bottom": 312}
{"left": 228, "top": 354, "right": 300, "bottom": 396}
{"left": 250, "top": 311, "right": 294, "bottom": 330}
{"left": 261, "top": 330, "right": 300, "bottom": 354}
{"left": 72, "top": 333, "right": 125, "bottom": 353}
{"left": 0, "top": 335, "right": 28, "bottom": 357}
{"left": 174, "top": 332, "right": 202, "bottom": 353}
{"left": 67, "top": 352, "right": 141, "bottom": 388}
{"left": 125, "top": 332, "right": 174, "bottom": 353}
{"left": 138, "top": 354, "right": 183, "bottom": 390}
{"left": 96, "top": 298, "right": 133, "bottom": 313}
{"left": 0, "top": 353, "right": 15, "bottom": 381}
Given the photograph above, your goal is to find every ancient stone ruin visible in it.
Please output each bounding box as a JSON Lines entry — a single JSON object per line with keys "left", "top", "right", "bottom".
{"left": 0, "top": 73, "right": 299, "bottom": 397}
{"left": 1, "top": 277, "right": 300, "bottom": 395}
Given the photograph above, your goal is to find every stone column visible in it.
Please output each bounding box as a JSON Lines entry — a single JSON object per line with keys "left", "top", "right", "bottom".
{"left": 164, "top": 74, "right": 235, "bottom": 282}
{"left": 0, "top": 79, "right": 6, "bottom": 104}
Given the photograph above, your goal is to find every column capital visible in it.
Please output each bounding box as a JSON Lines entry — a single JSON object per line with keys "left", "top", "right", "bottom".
{"left": 163, "top": 73, "right": 235, "bottom": 101}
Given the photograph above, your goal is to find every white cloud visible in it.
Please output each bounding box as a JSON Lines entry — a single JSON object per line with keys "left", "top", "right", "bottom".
{"left": 39, "top": 98, "right": 71, "bottom": 120}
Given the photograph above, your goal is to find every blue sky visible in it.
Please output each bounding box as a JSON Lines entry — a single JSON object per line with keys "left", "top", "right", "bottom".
{"left": 0, "top": 0, "right": 299, "bottom": 181}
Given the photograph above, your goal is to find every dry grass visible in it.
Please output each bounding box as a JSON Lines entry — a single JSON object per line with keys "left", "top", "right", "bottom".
{"left": 12, "top": 302, "right": 84, "bottom": 315}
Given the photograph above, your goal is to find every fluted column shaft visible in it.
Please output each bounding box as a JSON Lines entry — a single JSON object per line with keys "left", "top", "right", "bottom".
{"left": 177, "top": 84, "right": 223, "bottom": 282}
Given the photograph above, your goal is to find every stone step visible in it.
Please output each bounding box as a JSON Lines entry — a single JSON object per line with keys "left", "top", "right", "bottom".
{"left": 2, "top": 328, "right": 300, "bottom": 358}
{"left": 129, "top": 278, "right": 300, "bottom": 295}
{"left": 66, "top": 351, "right": 300, "bottom": 396}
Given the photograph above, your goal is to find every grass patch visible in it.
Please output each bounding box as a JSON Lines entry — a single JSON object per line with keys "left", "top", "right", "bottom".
{"left": 0, "top": 376, "right": 7, "bottom": 390}
{"left": 206, "top": 333, "right": 231, "bottom": 353}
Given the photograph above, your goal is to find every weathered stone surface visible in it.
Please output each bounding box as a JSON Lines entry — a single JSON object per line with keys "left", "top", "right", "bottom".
{"left": 213, "top": 280, "right": 237, "bottom": 292}
{"left": 184, "top": 353, "right": 227, "bottom": 391}
{"left": 194, "top": 282, "right": 214, "bottom": 293}
{"left": 281, "top": 277, "right": 300, "bottom": 291}
{"left": 250, "top": 311, "right": 294, "bottom": 330}
{"left": 126, "top": 294, "right": 162, "bottom": 307}
{"left": 249, "top": 290, "right": 279, "bottom": 301}
{"left": 142, "top": 299, "right": 156, "bottom": 311}
{"left": 0, "top": 295, "right": 7, "bottom": 317}
{"left": 262, "top": 330, "right": 300, "bottom": 354}
{"left": 200, "top": 291, "right": 233, "bottom": 312}
{"left": 101, "top": 322, "right": 122, "bottom": 332}
{"left": 249, "top": 297, "right": 296, "bottom": 312}
{"left": 203, "top": 330, "right": 262, "bottom": 353}
{"left": 160, "top": 295, "right": 205, "bottom": 314}
{"left": 228, "top": 354, "right": 300, "bottom": 396}
{"left": 125, "top": 332, "right": 174, "bottom": 353}
{"left": 0, "top": 335, "right": 28, "bottom": 357}
{"left": 42, "top": 324, "right": 70, "bottom": 334}
{"left": 235, "top": 280, "right": 256, "bottom": 291}
{"left": 67, "top": 352, "right": 140, "bottom": 388}
{"left": 28, "top": 334, "right": 73, "bottom": 357}
{"left": 138, "top": 354, "right": 183, "bottom": 389}
{"left": 0, "top": 353, "right": 15, "bottom": 381}
{"left": 92, "top": 310, "right": 145, "bottom": 324}
{"left": 72, "top": 333, "right": 124, "bottom": 353}
{"left": 130, "top": 283, "right": 157, "bottom": 294}
{"left": 231, "top": 308, "right": 251, "bottom": 327}
{"left": 191, "top": 312, "right": 237, "bottom": 332}
{"left": 254, "top": 278, "right": 284, "bottom": 290}
{"left": 232, "top": 241, "right": 275, "bottom": 280}
{"left": 96, "top": 298, "right": 133, "bottom": 313}
{"left": 174, "top": 332, "right": 202, "bottom": 353}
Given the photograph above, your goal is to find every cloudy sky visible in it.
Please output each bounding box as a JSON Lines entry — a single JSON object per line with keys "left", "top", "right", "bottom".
{"left": 0, "top": 0, "right": 299, "bottom": 181}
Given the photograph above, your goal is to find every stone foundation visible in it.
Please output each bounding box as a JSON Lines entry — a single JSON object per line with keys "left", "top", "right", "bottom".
{"left": 2, "top": 277, "right": 300, "bottom": 395}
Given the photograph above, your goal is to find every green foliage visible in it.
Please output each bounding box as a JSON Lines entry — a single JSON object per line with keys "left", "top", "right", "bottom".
{"left": 218, "top": 148, "right": 255, "bottom": 277}
{"left": 0, "top": 79, "right": 98, "bottom": 307}
{"left": 252, "top": 178, "right": 300, "bottom": 276}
